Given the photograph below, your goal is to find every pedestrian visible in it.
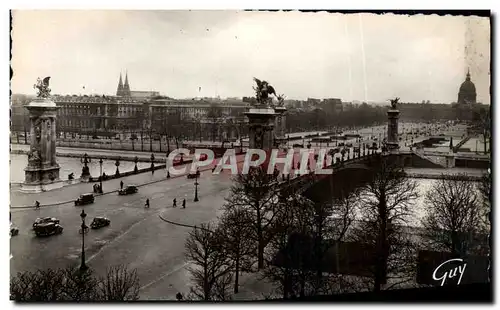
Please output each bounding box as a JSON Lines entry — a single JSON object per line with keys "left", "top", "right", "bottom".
{"left": 34, "top": 200, "right": 40, "bottom": 209}
{"left": 182, "top": 199, "right": 186, "bottom": 209}
{"left": 145, "top": 199, "right": 150, "bottom": 208}
{"left": 176, "top": 292, "right": 183, "bottom": 301}
{"left": 120, "top": 180, "right": 124, "bottom": 189}
{"left": 173, "top": 198, "right": 177, "bottom": 208}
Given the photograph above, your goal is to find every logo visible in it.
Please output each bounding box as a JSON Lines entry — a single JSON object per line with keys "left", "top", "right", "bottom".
{"left": 432, "top": 258, "right": 467, "bottom": 286}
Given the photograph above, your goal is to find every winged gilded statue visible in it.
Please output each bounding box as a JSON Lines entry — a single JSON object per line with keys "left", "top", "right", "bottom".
{"left": 390, "top": 97, "right": 400, "bottom": 109}
{"left": 253, "top": 77, "right": 278, "bottom": 106}
{"left": 33, "top": 76, "right": 51, "bottom": 98}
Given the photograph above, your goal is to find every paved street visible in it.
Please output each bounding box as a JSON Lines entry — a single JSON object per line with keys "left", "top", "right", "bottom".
{"left": 9, "top": 149, "right": 325, "bottom": 300}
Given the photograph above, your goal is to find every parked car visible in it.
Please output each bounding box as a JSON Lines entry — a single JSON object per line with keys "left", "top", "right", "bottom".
{"left": 90, "top": 217, "right": 111, "bottom": 229}
{"left": 187, "top": 170, "right": 200, "bottom": 179}
{"left": 75, "top": 193, "right": 95, "bottom": 206}
{"left": 118, "top": 185, "right": 138, "bottom": 196}
{"left": 34, "top": 222, "right": 63, "bottom": 237}
{"left": 33, "top": 217, "right": 60, "bottom": 228}
{"left": 10, "top": 225, "right": 19, "bottom": 237}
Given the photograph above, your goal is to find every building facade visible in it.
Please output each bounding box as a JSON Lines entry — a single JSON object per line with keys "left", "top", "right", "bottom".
{"left": 11, "top": 94, "right": 250, "bottom": 142}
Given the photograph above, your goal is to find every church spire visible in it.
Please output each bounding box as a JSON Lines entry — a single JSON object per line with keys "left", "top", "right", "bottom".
{"left": 116, "top": 72, "right": 124, "bottom": 96}
{"left": 123, "top": 70, "right": 131, "bottom": 97}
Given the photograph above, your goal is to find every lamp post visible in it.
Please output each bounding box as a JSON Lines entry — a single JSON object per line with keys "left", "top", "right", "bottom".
{"left": 79, "top": 209, "right": 89, "bottom": 271}
{"left": 194, "top": 172, "right": 199, "bottom": 202}
{"left": 99, "top": 158, "right": 103, "bottom": 192}
{"left": 80, "top": 153, "right": 91, "bottom": 179}
{"left": 115, "top": 158, "right": 120, "bottom": 176}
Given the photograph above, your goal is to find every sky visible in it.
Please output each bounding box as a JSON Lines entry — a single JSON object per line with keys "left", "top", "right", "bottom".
{"left": 11, "top": 11, "right": 490, "bottom": 103}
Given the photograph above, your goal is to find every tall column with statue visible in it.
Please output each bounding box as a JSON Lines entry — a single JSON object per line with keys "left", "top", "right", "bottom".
{"left": 22, "top": 77, "right": 63, "bottom": 192}
{"left": 386, "top": 97, "right": 401, "bottom": 152}
{"left": 245, "top": 78, "right": 281, "bottom": 168}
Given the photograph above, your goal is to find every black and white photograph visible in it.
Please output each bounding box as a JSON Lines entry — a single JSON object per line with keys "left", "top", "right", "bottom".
{"left": 7, "top": 8, "right": 492, "bottom": 302}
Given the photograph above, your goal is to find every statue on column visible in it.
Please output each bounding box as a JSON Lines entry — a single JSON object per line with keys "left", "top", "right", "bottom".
{"left": 253, "top": 78, "right": 277, "bottom": 106}
{"left": 390, "top": 97, "right": 400, "bottom": 109}
{"left": 33, "top": 77, "right": 51, "bottom": 98}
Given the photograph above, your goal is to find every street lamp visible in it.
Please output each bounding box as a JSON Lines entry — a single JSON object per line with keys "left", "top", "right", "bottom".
{"left": 79, "top": 209, "right": 89, "bottom": 271}
{"left": 194, "top": 172, "right": 199, "bottom": 202}
{"left": 115, "top": 158, "right": 120, "bottom": 176}
{"left": 99, "top": 158, "right": 103, "bottom": 192}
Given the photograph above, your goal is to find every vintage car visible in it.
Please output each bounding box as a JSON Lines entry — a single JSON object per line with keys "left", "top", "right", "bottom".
{"left": 34, "top": 222, "right": 63, "bottom": 237}
{"left": 75, "top": 193, "right": 95, "bottom": 206}
{"left": 33, "top": 217, "right": 60, "bottom": 228}
{"left": 10, "top": 225, "right": 19, "bottom": 237}
{"left": 187, "top": 170, "right": 200, "bottom": 179}
{"left": 90, "top": 217, "right": 111, "bottom": 229}
{"left": 118, "top": 185, "right": 138, "bottom": 196}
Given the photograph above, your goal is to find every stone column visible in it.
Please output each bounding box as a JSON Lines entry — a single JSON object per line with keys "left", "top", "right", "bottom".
{"left": 386, "top": 107, "right": 400, "bottom": 151}
{"left": 22, "top": 98, "right": 63, "bottom": 192}
{"left": 245, "top": 108, "right": 276, "bottom": 151}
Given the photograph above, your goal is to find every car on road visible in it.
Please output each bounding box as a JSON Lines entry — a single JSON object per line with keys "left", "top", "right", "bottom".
{"left": 10, "top": 225, "right": 19, "bottom": 237}
{"left": 34, "top": 222, "right": 63, "bottom": 237}
{"left": 33, "top": 217, "right": 60, "bottom": 228}
{"left": 75, "top": 193, "right": 95, "bottom": 206}
{"left": 118, "top": 185, "right": 138, "bottom": 196}
{"left": 90, "top": 217, "right": 111, "bottom": 229}
{"left": 187, "top": 171, "right": 200, "bottom": 179}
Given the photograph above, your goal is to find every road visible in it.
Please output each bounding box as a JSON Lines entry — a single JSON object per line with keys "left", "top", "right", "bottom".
{"left": 9, "top": 149, "right": 334, "bottom": 300}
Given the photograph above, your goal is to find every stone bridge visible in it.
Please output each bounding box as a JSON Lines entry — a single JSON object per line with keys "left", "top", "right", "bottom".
{"left": 278, "top": 150, "right": 487, "bottom": 203}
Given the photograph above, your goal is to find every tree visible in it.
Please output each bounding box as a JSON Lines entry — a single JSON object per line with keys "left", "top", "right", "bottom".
{"left": 224, "top": 167, "right": 280, "bottom": 269}
{"left": 262, "top": 184, "right": 358, "bottom": 298}
{"left": 422, "top": 175, "right": 488, "bottom": 256}
{"left": 218, "top": 208, "right": 254, "bottom": 294}
{"left": 353, "top": 155, "right": 419, "bottom": 292}
{"left": 478, "top": 170, "right": 492, "bottom": 281}
{"left": 96, "top": 265, "right": 140, "bottom": 301}
{"left": 10, "top": 265, "right": 140, "bottom": 301}
{"left": 185, "top": 223, "right": 232, "bottom": 301}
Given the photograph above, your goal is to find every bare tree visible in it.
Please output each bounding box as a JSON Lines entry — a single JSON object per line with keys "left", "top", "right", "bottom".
{"left": 422, "top": 174, "right": 488, "bottom": 257}
{"left": 10, "top": 265, "right": 139, "bottom": 301}
{"left": 60, "top": 267, "right": 99, "bottom": 301}
{"left": 185, "top": 223, "right": 232, "bottom": 301}
{"left": 218, "top": 208, "right": 255, "bottom": 294}
{"left": 353, "top": 155, "right": 419, "bottom": 292}
{"left": 10, "top": 268, "right": 65, "bottom": 301}
{"left": 262, "top": 185, "right": 358, "bottom": 298}
{"left": 224, "top": 167, "right": 280, "bottom": 269}
{"left": 96, "top": 264, "right": 140, "bottom": 301}
{"left": 478, "top": 170, "right": 492, "bottom": 281}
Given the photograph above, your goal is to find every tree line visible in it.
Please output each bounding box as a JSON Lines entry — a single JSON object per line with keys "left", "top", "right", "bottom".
{"left": 183, "top": 155, "right": 491, "bottom": 300}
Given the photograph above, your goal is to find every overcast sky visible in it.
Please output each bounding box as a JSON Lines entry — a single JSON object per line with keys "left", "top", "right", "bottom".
{"left": 11, "top": 11, "right": 490, "bottom": 103}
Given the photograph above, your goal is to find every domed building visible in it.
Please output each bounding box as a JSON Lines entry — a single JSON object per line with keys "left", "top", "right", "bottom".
{"left": 457, "top": 69, "right": 477, "bottom": 105}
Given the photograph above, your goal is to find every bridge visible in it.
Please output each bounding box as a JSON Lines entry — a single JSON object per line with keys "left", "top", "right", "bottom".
{"left": 277, "top": 149, "right": 488, "bottom": 200}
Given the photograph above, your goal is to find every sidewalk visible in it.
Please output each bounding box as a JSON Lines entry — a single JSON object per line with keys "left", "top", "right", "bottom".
{"left": 9, "top": 154, "right": 250, "bottom": 209}
{"left": 11, "top": 144, "right": 192, "bottom": 159}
